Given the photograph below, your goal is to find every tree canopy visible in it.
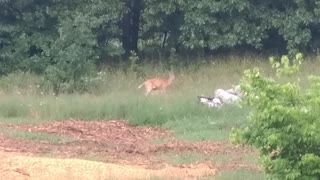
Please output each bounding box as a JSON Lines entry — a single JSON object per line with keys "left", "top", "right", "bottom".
{"left": 1, "top": 0, "right": 320, "bottom": 75}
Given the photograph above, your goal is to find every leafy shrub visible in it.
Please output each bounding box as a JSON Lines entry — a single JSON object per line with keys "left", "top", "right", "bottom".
{"left": 231, "top": 53, "right": 320, "bottom": 179}
{"left": 43, "top": 14, "right": 97, "bottom": 95}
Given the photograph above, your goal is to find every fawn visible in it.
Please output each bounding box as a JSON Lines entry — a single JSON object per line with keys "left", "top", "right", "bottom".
{"left": 138, "top": 72, "right": 175, "bottom": 96}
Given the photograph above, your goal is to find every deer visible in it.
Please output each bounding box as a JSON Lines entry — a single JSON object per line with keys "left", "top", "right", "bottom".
{"left": 138, "top": 72, "right": 175, "bottom": 96}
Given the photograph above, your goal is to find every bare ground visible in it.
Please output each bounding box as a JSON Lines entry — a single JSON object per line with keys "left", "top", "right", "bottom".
{"left": 0, "top": 119, "right": 260, "bottom": 179}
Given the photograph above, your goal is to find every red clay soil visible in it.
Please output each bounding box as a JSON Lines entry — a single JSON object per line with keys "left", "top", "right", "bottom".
{"left": 0, "top": 119, "right": 260, "bottom": 179}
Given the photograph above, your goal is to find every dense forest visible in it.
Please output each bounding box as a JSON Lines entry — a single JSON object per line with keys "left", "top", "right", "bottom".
{"left": 1, "top": 0, "right": 320, "bottom": 86}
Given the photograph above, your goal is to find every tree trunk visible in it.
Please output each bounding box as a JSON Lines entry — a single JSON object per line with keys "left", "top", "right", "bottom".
{"left": 121, "top": 0, "right": 142, "bottom": 59}
{"left": 203, "top": 33, "right": 210, "bottom": 55}
{"left": 162, "top": 31, "right": 168, "bottom": 49}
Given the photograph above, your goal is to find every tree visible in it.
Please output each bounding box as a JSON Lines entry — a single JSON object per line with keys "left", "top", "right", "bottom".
{"left": 140, "top": 0, "right": 183, "bottom": 55}
{"left": 180, "top": 0, "right": 265, "bottom": 51}
{"left": 248, "top": 0, "right": 320, "bottom": 54}
{"left": 121, "top": 0, "right": 143, "bottom": 58}
{"left": 2, "top": 0, "right": 320, "bottom": 93}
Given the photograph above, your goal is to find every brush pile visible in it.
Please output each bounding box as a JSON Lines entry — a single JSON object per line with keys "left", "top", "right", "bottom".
{"left": 198, "top": 85, "right": 243, "bottom": 108}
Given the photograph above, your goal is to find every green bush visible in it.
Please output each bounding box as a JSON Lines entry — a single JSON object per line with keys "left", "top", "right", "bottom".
{"left": 43, "top": 15, "right": 97, "bottom": 95}
{"left": 231, "top": 53, "right": 320, "bottom": 179}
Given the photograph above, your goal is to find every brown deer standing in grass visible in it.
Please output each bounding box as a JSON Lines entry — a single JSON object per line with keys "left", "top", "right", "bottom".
{"left": 138, "top": 72, "right": 175, "bottom": 96}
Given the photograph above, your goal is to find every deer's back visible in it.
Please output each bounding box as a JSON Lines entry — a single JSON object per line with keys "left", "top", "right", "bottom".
{"left": 145, "top": 78, "right": 170, "bottom": 89}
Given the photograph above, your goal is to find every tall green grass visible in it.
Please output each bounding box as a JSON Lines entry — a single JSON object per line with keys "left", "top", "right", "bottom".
{"left": 0, "top": 55, "right": 319, "bottom": 141}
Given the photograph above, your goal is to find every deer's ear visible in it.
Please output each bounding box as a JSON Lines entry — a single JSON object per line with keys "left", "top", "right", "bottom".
{"left": 169, "top": 72, "right": 175, "bottom": 77}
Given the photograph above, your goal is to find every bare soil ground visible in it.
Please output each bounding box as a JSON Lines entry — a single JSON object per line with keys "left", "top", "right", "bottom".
{"left": 0, "top": 119, "right": 260, "bottom": 180}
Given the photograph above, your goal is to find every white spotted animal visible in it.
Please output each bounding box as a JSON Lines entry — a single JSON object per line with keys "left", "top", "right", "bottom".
{"left": 214, "top": 89, "right": 241, "bottom": 104}
{"left": 197, "top": 96, "right": 222, "bottom": 108}
{"left": 226, "top": 85, "right": 243, "bottom": 98}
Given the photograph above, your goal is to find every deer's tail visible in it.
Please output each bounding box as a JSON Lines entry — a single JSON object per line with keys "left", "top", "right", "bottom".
{"left": 138, "top": 83, "right": 145, "bottom": 89}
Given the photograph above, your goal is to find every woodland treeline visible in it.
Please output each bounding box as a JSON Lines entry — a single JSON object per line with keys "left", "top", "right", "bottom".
{"left": 1, "top": 0, "right": 320, "bottom": 76}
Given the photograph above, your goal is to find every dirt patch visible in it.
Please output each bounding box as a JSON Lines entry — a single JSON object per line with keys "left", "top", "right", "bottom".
{"left": 0, "top": 119, "right": 260, "bottom": 179}
{"left": 1, "top": 152, "right": 215, "bottom": 180}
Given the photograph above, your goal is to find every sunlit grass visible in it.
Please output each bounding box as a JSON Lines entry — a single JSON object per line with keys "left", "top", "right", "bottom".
{"left": 1, "top": 54, "right": 318, "bottom": 180}
{"left": 157, "top": 150, "right": 258, "bottom": 167}
{"left": 0, "top": 54, "right": 318, "bottom": 142}
{"left": 0, "top": 93, "right": 248, "bottom": 141}
{"left": 157, "top": 151, "right": 208, "bottom": 166}
{"left": 215, "top": 169, "right": 265, "bottom": 180}
{"left": 163, "top": 105, "right": 249, "bottom": 141}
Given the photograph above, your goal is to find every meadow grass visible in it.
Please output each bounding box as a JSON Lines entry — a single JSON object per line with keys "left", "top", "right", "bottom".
{"left": 214, "top": 169, "right": 266, "bottom": 180}
{"left": 0, "top": 55, "right": 319, "bottom": 140}
{"left": 0, "top": 55, "right": 258, "bottom": 126}
{"left": 156, "top": 150, "right": 259, "bottom": 167}
{"left": 157, "top": 151, "right": 208, "bottom": 165}
{"left": 1, "top": 54, "right": 319, "bottom": 179}
{"left": 0, "top": 93, "right": 249, "bottom": 141}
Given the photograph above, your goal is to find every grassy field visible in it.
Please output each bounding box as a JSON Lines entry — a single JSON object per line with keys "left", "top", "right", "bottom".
{"left": 0, "top": 55, "right": 262, "bottom": 141}
{"left": 0, "top": 54, "right": 319, "bottom": 179}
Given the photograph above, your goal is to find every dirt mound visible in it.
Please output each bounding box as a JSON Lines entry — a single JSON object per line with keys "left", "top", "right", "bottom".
{"left": 7, "top": 119, "right": 171, "bottom": 141}
{"left": 1, "top": 120, "right": 169, "bottom": 158}
{"left": 0, "top": 119, "right": 259, "bottom": 179}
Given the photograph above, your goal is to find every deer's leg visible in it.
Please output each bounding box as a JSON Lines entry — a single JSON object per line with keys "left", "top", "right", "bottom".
{"left": 145, "top": 91, "right": 151, "bottom": 96}
{"left": 145, "top": 86, "right": 152, "bottom": 96}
